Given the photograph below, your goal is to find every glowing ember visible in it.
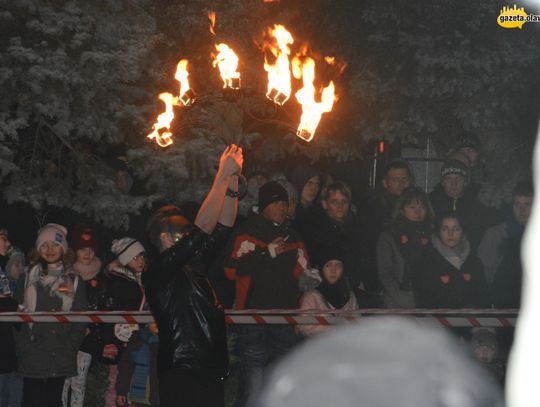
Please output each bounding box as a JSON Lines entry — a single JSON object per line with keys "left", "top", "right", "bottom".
{"left": 212, "top": 43, "right": 241, "bottom": 89}
{"left": 324, "top": 56, "right": 335, "bottom": 65}
{"left": 292, "top": 56, "right": 336, "bottom": 142}
{"left": 175, "top": 59, "right": 195, "bottom": 106}
{"left": 208, "top": 11, "right": 216, "bottom": 35}
{"left": 264, "top": 25, "right": 294, "bottom": 105}
{"left": 147, "top": 92, "right": 178, "bottom": 147}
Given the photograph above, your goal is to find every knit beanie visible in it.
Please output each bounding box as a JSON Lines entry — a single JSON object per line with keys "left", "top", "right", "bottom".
{"left": 441, "top": 159, "right": 469, "bottom": 180}
{"left": 36, "top": 223, "right": 68, "bottom": 253}
{"left": 314, "top": 245, "right": 345, "bottom": 270}
{"left": 111, "top": 237, "right": 145, "bottom": 266}
{"left": 290, "top": 166, "right": 320, "bottom": 196}
{"left": 258, "top": 181, "right": 289, "bottom": 212}
{"left": 71, "top": 225, "right": 98, "bottom": 253}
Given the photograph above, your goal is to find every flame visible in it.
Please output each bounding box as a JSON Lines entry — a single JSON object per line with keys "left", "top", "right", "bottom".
{"left": 264, "top": 25, "right": 294, "bottom": 105}
{"left": 208, "top": 11, "right": 216, "bottom": 35}
{"left": 212, "top": 43, "right": 241, "bottom": 89}
{"left": 147, "top": 92, "right": 179, "bottom": 147}
{"left": 292, "top": 56, "right": 336, "bottom": 142}
{"left": 324, "top": 56, "right": 335, "bottom": 65}
{"left": 174, "top": 59, "right": 195, "bottom": 106}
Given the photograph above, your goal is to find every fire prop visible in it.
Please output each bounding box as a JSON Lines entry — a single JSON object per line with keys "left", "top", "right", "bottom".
{"left": 212, "top": 43, "right": 241, "bottom": 89}
{"left": 292, "top": 56, "right": 336, "bottom": 142}
{"left": 146, "top": 58, "right": 194, "bottom": 147}
{"left": 146, "top": 15, "right": 341, "bottom": 147}
{"left": 175, "top": 59, "right": 195, "bottom": 106}
{"left": 264, "top": 25, "right": 294, "bottom": 105}
{"left": 209, "top": 12, "right": 241, "bottom": 89}
{"left": 146, "top": 93, "right": 178, "bottom": 147}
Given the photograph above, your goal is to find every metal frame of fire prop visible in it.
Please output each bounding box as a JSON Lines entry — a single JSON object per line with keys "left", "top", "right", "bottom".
{"left": 147, "top": 15, "right": 342, "bottom": 149}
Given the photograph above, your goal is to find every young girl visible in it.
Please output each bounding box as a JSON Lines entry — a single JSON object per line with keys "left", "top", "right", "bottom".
{"left": 413, "top": 213, "right": 488, "bottom": 308}
{"left": 377, "top": 187, "right": 434, "bottom": 308}
{"left": 297, "top": 247, "right": 358, "bottom": 337}
{"left": 15, "top": 223, "right": 87, "bottom": 407}
{"left": 107, "top": 237, "right": 158, "bottom": 407}
{"left": 63, "top": 224, "right": 111, "bottom": 407}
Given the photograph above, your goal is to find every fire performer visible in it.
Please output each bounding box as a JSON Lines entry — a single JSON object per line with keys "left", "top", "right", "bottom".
{"left": 142, "top": 144, "right": 243, "bottom": 407}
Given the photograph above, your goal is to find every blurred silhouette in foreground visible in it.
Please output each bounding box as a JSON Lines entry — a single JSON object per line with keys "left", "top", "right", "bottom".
{"left": 252, "top": 317, "right": 504, "bottom": 407}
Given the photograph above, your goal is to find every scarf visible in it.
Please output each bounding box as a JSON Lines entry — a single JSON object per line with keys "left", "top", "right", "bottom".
{"left": 432, "top": 235, "right": 471, "bottom": 270}
{"left": 73, "top": 257, "right": 102, "bottom": 281}
{"left": 316, "top": 278, "right": 351, "bottom": 309}
{"left": 393, "top": 220, "right": 431, "bottom": 282}
{"left": 23, "top": 262, "right": 78, "bottom": 328}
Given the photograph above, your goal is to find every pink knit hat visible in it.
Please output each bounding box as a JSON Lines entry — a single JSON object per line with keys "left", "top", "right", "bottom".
{"left": 36, "top": 223, "right": 68, "bottom": 253}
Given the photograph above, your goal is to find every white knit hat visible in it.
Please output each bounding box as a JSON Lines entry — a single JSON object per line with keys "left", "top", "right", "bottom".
{"left": 36, "top": 223, "right": 68, "bottom": 253}
{"left": 111, "top": 237, "right": 145, "bottom": 266}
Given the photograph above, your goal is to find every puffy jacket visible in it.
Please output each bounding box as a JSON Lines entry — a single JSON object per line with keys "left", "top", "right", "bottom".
{"left": 142, "top": 224, "right": 231, "bottom": 379}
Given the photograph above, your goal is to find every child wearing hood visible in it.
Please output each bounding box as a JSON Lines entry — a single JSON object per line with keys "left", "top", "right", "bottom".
{"left": 297, "top": 246, "right": 358, "bottom": 337}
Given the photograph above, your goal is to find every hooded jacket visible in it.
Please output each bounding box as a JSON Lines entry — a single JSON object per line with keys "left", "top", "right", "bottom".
{"left": 142, "top": 224, "right": 231, "bottom": 378}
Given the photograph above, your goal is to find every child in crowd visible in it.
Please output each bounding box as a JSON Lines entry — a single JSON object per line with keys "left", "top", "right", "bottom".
{"left": 0, "top": 226, "right": 23, "bottom": 407}
{"left": 15, "top": 223, "right": 87, "bottom": 407}
{"left": 106, "top": 237, "right": 158, "bottom": 407}
{"left": 63, "top": 224, "right": 116, "bottom": 407}
{"left": 377, "top": 187, "right": 434, "bottom": 308}
{"left": 297, "top": 247, "right": 358, "bottom": 337}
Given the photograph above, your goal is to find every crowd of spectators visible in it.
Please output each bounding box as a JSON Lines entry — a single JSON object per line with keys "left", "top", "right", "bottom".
{"left": 0, "top": 137, "right": 532, "bottom": 406}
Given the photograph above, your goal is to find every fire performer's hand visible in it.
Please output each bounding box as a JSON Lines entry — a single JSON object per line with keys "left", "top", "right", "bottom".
{"left": 218, "top": 144, "right": 243, "bottom": 177}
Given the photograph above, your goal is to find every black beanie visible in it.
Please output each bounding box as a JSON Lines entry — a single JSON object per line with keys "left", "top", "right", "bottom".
{"left": 314, "top": 245, "right": 345, "bottom": 270}
{"left": 258, "top": 181, "right": 289, "bottom": 212}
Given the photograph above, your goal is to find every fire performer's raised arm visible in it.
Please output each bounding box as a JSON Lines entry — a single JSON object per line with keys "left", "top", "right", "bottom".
{"left": 195, "top": 144, "right": 243, "bottom": 234}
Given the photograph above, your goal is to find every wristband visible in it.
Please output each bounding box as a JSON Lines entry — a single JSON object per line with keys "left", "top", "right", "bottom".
{"left": 226, "top": 188, "right": 241, "bottom": 198}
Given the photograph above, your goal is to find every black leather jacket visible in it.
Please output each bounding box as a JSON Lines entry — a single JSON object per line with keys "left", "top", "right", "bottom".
{"left": 142, "top": 224, "right": 231, "bottom": 378}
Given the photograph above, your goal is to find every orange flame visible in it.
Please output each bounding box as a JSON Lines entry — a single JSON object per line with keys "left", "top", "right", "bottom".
{"left": 212, "top": 43, "right": 241, "bottom": 89}
{"left": 292, "top": 56, "right": 336, "bottom": 142}
{"left": 264, "top": 25, "right": 294, "bottom": 105}
{"left": 174, "top": 59, "right": 195, "bottom": 106}
{"left": 147, "top": 92, "right": 179, "bottom": 147}
{"left": 208, "top": 11, "right": 216, "bottom": 35}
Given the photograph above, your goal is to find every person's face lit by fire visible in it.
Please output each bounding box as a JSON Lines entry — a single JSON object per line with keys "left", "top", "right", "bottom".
{"left": 263, "top": 200, "right": 288, "bottom": 225}
{"left": 442, "top": 174, "right": 466, "bottom": 199}
{"left": 301, "top": 176, "right": 321, "bottom": 206}
{"left": 323, "top": 190, "right": 350, "bottom": 223}
{"left": 383, "top": 168, "right": 411, "bottom": 197}
{"left": 39, "top": 241, "right": 63, "bottom": 264}
{"left": 76, "top": 247, "right": 96, "bottom": 266}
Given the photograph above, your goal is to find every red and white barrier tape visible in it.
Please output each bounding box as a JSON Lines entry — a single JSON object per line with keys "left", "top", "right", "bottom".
{"left": 0, "top": 309, "right": 518, "bottom": 328}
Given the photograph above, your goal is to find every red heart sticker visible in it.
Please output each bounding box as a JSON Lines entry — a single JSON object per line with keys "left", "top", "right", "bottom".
{"left": 81, "top": 233, "right": 91, "bottom": 241}
{"left": 400, "top": 235, "right": 408, "bottom": 244}
{"left": 90, "top": 279, "right": 97, "bottom": 288}
{"left": 440, "top": 275, "right": 450, "bottom": 284}
{"left": 462, "top": 273, "right": 471, "bottom": 282}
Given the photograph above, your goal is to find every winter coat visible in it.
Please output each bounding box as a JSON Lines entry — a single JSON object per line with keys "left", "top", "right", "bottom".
{"left": 224, "top": 215, "right": 308, "bottom": 310}
{"left": 15, "top": 264, "right": 87, "bottom": 378}
{"left": 429, "top": 184, "right": 499, "bottom": 249}
{"left": 490, "top": 221, "right": 524, "bottom": 308}
{"left": 413, "top": 238, "right": 489, "bottom": 308}
{"left": 79, "top": 268, "right": 132, "bottom": 364}
{"left": 356, "top": 187, "right": 397, "bottom": 294}
{"left": 142, "top": 224, "right": 231, "bottom": 378}
{"left": 376, "top": 223, "right": 430, "bottom": 308}
{"left": 296, "top": 289, "right": 358, "bottom": 337}
{"left": 0, "top": 296, "right": 18, "bottom": 374}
